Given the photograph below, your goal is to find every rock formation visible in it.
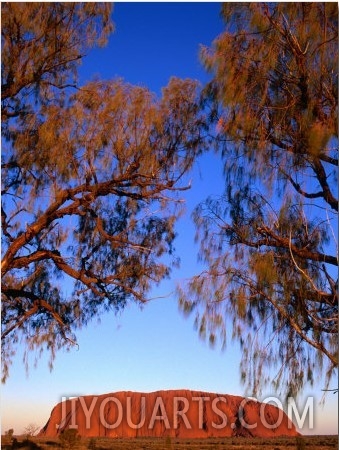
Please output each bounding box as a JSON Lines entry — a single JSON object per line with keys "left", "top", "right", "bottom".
{"left": 39, "top": 389, "right": 299, "bottom": 438}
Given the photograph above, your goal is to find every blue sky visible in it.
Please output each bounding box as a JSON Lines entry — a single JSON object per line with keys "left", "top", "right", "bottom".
{"left": 2, "top": 2, "right": 338, "bottom": 436}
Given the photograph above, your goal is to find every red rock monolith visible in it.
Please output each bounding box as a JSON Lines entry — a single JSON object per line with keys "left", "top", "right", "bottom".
{"left": 39, "top": 389, "right": 299, "bottom": 438}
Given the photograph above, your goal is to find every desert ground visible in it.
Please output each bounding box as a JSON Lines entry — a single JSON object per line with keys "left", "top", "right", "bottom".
{"left": 1, "top": 435, "right": 337, "bottom": 450}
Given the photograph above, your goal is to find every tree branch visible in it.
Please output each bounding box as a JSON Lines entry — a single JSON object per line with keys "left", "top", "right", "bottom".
{"left": 279, "top": 167, "right": 327, "bottom": 200}
{"left": 226, "top": 224, "right": 338, "bottom": 266}
{"left": 1, "top": 288, "right": 67, "bottom": 340}
{"left": 2, "top": 170, "right": 189, "bottom": 276}
{"left": 310, "top": 157, "right": 338, "bottom": 211}
{"left": 256, "top": 226, "right": 338, "bottom": 266}
{"left": 242, "top": 273, "right": 338, "bottom": 366}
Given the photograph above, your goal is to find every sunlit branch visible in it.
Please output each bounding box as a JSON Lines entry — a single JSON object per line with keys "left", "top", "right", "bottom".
{"left": 224, "top": 224, "right": 337, "bottom": 266}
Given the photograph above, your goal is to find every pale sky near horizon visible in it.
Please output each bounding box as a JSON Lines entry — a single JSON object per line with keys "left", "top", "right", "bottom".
{"left": 2, "top": 2, "right": 338, "bottom": 437}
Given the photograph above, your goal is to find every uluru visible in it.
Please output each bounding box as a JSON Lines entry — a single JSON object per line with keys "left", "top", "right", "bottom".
{"left": 39, "top": 389, "right": 299, "bottom": 438}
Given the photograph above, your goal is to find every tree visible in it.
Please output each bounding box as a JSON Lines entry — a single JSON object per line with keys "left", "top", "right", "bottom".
{"left": 1, "top": 2, "right": 113, "bottom": 119}
{"left": 1, "top": 4, "right": 206, "bottom": 381}
{"left": 5, "top": 428, "right": 14, "bottom": 439}
{"left": 24, "top": 423, "right": 40, "bottom": 437}
{"left": 3, "top": 428, "right": 14, "bottom": 446}
{"left": 178, "top": 3, "right": 338, "bottom": 398}
{"left": 59, "top": 429, "right": 81, "bottom": 449}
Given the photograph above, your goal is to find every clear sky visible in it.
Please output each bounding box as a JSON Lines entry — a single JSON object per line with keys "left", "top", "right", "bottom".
{"left": 2, "top": 2, "right": 338, "bottom": 437}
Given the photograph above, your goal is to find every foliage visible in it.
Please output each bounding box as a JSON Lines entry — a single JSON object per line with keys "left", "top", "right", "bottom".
{"left": 1, "top": 2, "right": 113, "bottom": 120}
{"left": 59, "top": 429, "right": 81, "bottom": 449}
{"left": 5, "top": 429, "right": 14, "bottom": 438}
{"left": 296, "top": 436, "right": 306, "bottom": 450}
{"left": 87, "top": 438, "right": 96, "bottom": 450}
{"left": 165, "top": 436, "right": 173, "bottom": 449}
{"left": 5, "top": 435, "right": 338, "bottom": 450}
{"left": 24, "top": 424, "right": 41, "bottom": 438}
{"left": 1, "top": 3, "right": 206, "bottom": 381}
{"left": 11, "top": 438, "right": 41, "bottom": 450}
{"left": 178, "top": 3, "right": 338, "bottom": 398}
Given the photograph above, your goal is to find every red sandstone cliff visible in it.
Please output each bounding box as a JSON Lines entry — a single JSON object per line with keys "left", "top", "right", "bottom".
{"left": 39, "top": 389, "right": 299, "bottom": 438}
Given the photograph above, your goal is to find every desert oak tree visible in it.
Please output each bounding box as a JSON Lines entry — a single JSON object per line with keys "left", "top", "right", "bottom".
{"left": 178, "top": 3, "right": 338, "bottom": 398}
{"left": 1, "top": 3, "right": 206, "bottom": 381}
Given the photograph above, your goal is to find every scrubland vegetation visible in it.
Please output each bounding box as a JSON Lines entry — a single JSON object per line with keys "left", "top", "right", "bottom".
{"left": 1, "top": 434, "right": 338, "bottom": 450}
